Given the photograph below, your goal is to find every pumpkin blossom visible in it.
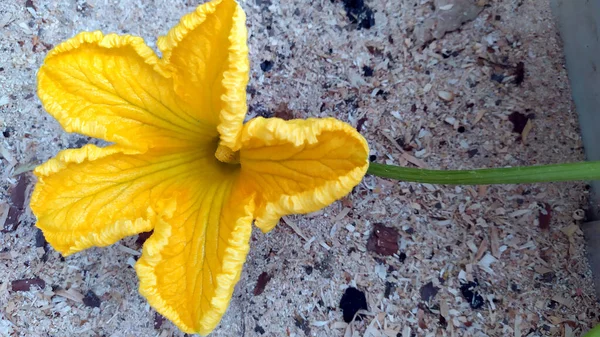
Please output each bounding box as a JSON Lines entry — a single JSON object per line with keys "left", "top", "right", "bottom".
{"left": 31, "top": 0, "right": 369, "bottom": 334}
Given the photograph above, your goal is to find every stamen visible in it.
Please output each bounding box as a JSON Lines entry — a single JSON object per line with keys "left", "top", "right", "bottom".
{"left": 215, "top": 143, "right": 240, "bottom": 164}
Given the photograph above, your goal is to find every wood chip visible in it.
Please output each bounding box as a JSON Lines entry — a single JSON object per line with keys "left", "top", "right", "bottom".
{"left": 366, "top": 223, "right": 399, "bottom": 256}
{"left": 473, "top": 110, "right": 486, "bottom": 125}
{"left": 282, "top": 216, "right": 309, "bottom": 241}
{"left": 473, "top": 239, "right": 488, "bottom": 262}
{"left": 115, "top": 243, "right": 141, "bottom": 256}
{"left": 0, "top": 250, "right": 17, "bottom": 260}
{"left": 521, "top": 119, "right": 533, "bottom": 144}
{"left": 490, "top": 226, "right": 500, "bottom": 258}
{"left": 54, "top": 289, "right": 84, "bottom": 303}
{"left": 438, "top": 90, "right": 455, "bottom": 102}
{"left": 11, "top": 278, "right": 45, "bottom": 291}
{"left": 551, "top": 295, "right": 574, "bottom": 308}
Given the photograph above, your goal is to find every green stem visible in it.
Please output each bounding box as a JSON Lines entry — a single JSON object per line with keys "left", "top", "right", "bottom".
{"left": 367, "top": 161, "right": 600, "bottom": 185}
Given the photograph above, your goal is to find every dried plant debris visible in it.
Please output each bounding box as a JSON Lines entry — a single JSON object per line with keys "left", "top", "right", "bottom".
{"left": 339, "top": 287, "right": 368, "bottom": 323}
{"left": 366, "top": 223, "right": 399, "bottom": 256}
{"left": 253, "top": 272, "right": 272, "bottom": 296}
{"left": 414, "top": 0, "right": 485, "bottom": 46}
{"left": 3, "top": 174, "right": 30, "bottom": 232}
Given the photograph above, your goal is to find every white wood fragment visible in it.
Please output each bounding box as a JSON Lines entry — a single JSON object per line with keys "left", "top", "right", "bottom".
{"left": 438, "top": 91, "right": 454, "bottom": 102}
{"left": 303, "top": 236, "right": 316, "bottom": 251}
{"left": 282, "top": 217, "right": 309, "bottom": 241}
{"left": 477, "top": 253, "right": 497, "bottom": 274}
{"left": 115, "top": 243, "right": 141, "bottom": 256}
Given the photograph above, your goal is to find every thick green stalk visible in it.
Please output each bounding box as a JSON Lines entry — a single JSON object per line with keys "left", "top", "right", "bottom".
{"left": 367, "top": 161, "right": 600, "bottom": 185}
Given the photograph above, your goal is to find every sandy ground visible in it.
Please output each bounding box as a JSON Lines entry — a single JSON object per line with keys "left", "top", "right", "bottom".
{"left": 1, "top": 0, "right": 599, "bottom": 336}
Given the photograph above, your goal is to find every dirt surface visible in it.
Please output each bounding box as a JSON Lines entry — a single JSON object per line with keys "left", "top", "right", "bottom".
{"left": 1, "top": 0, "right": 598, "bottom": 336}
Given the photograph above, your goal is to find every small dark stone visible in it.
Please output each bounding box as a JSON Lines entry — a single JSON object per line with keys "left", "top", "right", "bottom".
{"left": 362, "top": 65, "right": 374, "bottom": 77}
{"left": 457, "top": 126, "right": 466, "bottom": 133}
{"left": 366, "top": 223, "right": 399, "bottom": 256}
{"left": 398, "top": 252, "right": 407, "bottom": 263}
{"left": 467, "top": 149, "right": 479, "bottom": 158}
{"left": 419, "top": 281, "right": 440, "bottom": 302}
{"left": 76, "top": 2, "right": 92, "bottom": 16}
{"left": 2, "top": 127, "right": 12, "bottom": 138}
{"left": 339, "top": 287, "right": 368, "bottom": 323}
{"left": 254, "top": 325, "right": 266, "bottom": 334}
{"left": 11, "top": 278, "right": 45, "bottom": 292}
{"left": 508, "top": 111, "right": 531, "bottom": 134}
{"left": 384, "top": 282, "right": 395, "bottom": 299}
{"left": 539, "top": 272, "right": 555, "bottom": 283}
{"left": 154, "top": 312, "right": 165, "bottom": 329}
{"left": 511, "top": 283, "right": 520, "bottom": 293}
{"left": 260, "top": 60, "right": 274, "bottom": 72}
{"left": 82, "top": 290, "right": 101, "bottom": 308}
{"left": 460, "top": 281, "right": 484, "bottom": 309}
{"left": 491, "top": 73, "right": 505, "bottom": 83}
{"left": 369, "top": 155, "right": 377, "bottom": 162}
{"left": 303, "top": 265, "right": 313, "bottom": 275}
{"left": 253, "top": 272, "right": 272, "bottom": 296}
{"left": 25, "top": 0, "right": 36, "bottom": 10}
{"left": 341, "top": 0, "right": 375, "bottom": 29}
{"left": 294, "top": 315, "right": 311, "bottom": 336}
{"left": 495, "top": 15, "right": 501, "bottom": 20}
{"left": 514, "top": 62, "right": 525, "bottom": 85}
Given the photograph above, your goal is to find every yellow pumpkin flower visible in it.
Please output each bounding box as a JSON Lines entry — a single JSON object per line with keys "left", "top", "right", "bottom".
{"left": 30, "top": 0, "right": 369, "bottom": 334}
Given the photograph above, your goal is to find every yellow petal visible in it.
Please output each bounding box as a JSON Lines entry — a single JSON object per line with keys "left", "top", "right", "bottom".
{"left": 239, "top": 117, "right": 370, "bottom": 232}
{"left": 31, "top": 143, "right": 218, "bottom": 256}
{"left": 38, "top": 31, "right": 216, "bottom": 151}
{"left": 136, "top": 177, "right": 253, "bottom": 335}
{"left": 158, "top": 0, "right": 249, "bottom": 151}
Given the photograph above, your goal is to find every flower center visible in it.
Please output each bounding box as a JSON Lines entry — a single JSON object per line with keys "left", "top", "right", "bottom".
{"left": 215, "top": 143, "right": 240, "bottom": 164}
